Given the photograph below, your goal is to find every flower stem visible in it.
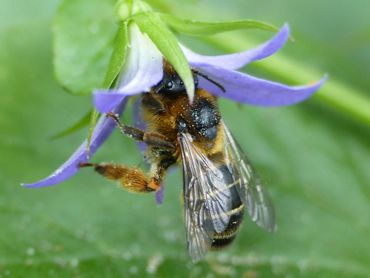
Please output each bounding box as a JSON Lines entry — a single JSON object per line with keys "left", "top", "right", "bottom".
{"left": 204, "top": 34, "right": 370, "bottom": 127}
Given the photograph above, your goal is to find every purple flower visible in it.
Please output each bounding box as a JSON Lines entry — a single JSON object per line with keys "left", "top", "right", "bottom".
{"left": 23, "top": 23, "right": 326, "bottom": 204}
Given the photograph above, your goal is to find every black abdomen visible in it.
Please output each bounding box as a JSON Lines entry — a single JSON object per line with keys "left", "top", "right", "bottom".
{"left": 211, "top": 207, "right": 244, "bottom": 249}
{"left": 211, "top": 165, "right": 244, "bottom": 249}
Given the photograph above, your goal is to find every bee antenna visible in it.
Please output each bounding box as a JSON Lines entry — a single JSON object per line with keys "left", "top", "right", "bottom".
{"left": 192, "top": 69, "right": 226, "bottom": 93}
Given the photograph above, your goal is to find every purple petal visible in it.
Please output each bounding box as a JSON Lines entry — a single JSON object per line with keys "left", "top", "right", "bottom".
{"left": 93, "top": 24, "right": 163, "bottom": 114}
{"left": 132, "top": 96, "right": 146, "bottom": 130}
{"left": 197, "top": 66, "right": 327, "bottom": 106}
{"left": 183, "top": 24, "right": 290, "bottom": 70}
{"left": 93, "top": 65, "right": 162, "bottom": 113}
{"left": 22, "top": 99, "right": 128, "bottom": 188}
{"left": 93, "top": 91, "right": 126, "bottom": 113}
{"left": 132, "top": 96, "right": 147, "bottom": 154}
{"left": 117, "top": 25, "right": 163, "bottom": 92}
{"left": 155, "top": 184, "right": 165, "bottom": 204}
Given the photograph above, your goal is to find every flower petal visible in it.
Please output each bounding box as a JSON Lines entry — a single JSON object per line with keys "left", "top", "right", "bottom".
{"left": 132, "top": 96, "right": 147, "bottom": 153}
{"left": 197, "top": 66, "right": 327, "bottom": 106}
{"left": 93, "top": 24, "right": 163, "bottom": 114}
{"left": 22, "top": 99, "right": 128, "bottom": 188}
{"left": 93, "top": 91, "right": 126, "bottom": 113}
{"left": 155, "top": 184, "right": 165, "bottom": 205}
{"left": 132, "top": 96, "right": 146, "bottom": 130}
{"left": 183, "top": 24, "right": 290, "bottom": 70}
{"left": 117, "top": 24, "right": 163, "bottom": 94}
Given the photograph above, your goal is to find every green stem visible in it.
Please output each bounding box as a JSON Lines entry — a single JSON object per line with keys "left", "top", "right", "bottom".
{"left": 87, "top": 109, "right": 99, "bottom": 157}
{"left": 204, "top": 34, "right": 370, "bottom": 126}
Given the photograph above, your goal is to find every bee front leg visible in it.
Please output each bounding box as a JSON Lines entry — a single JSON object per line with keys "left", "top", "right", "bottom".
{"left": 107, "top": 112, "right": 174, "bottom": 150}
{"left": 79, "top": 163, "right": 161, "bottom": 193}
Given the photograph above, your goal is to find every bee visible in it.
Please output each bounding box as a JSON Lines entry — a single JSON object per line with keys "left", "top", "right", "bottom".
{"left": 80, "top": 61, "right": 276, "bottom": 262}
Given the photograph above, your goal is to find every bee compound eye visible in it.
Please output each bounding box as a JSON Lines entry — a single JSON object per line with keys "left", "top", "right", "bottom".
{"left": 165, "top": 80, "right": 174, "bottom": 89}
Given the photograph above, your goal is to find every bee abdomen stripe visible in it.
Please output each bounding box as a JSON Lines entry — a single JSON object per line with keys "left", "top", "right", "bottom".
{"left": 218, "top": 203, "right": 244, "bottom": 218}
{"left": 227, "top": 203, "right": 244, "bottom": 216}
{"left": 210, "top": 204, "right": 244, "bottom": 239}
{"left": 211, "top": 234, "right": 237, "bottom": 249}
{"left": 208, "top": 203, "right": 244, "bottom": 221}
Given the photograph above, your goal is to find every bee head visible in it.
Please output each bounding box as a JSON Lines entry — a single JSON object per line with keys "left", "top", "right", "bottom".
{"left": 154, "top": 69, "right": 199, "bottom": 96}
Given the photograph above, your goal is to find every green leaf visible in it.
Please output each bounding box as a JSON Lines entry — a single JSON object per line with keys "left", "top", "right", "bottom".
{"left": 54, "top": 0, "right": 129, "bottom": 153}
{"left": 50, "top": 110, "right": 92, "bottom": 140}
{"left": 133, "top": 12, "right": 194, "bottom": 100}
{"left": 102, "top": 21, "right": 129, "bottom": 88}
{"left": 54, "top": 0, "right": 117, "bottom": 95}
{"left": 160, "top": 13, "right": 278, "bottom": 36}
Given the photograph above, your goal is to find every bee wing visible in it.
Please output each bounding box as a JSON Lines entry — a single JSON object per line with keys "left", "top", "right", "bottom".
{"left": 222, "top": 122, "right": 276, "bottom": 232}
{"left": 178, "top": 132, "right": 233, "bottom": 262}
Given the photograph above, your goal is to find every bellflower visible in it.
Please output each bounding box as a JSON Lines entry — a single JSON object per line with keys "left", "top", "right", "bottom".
{"left": 23, "top": 20, "right": 326, "bottom": 205}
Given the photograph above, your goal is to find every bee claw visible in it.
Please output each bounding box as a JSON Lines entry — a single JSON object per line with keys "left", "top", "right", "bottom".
{"left": 79, "top": 162, "right": 96, "bottom": 168}
{"left": 106, "top": 112, "right": 119, "bottom": 121}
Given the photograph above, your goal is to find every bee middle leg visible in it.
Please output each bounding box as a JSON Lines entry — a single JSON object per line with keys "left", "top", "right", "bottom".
{"left": 80, "top": 163, "right": 163, "bottom": 193}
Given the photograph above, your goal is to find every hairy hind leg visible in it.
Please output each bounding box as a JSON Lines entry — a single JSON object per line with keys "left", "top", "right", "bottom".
{"left": 80, "top": 163, "right": 162, "bottom": 193}
{"left": 79, "top": 113, "right": 175, "bottom": 193}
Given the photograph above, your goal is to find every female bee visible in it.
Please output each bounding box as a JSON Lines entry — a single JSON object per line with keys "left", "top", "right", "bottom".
{"left": 80, "top": 61, "right": 276, "bottom": 262}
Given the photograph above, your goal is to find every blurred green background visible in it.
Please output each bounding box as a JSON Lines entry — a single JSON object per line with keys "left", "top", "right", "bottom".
{"left": 1, "top": 0, "right": 369, "bottom": 277}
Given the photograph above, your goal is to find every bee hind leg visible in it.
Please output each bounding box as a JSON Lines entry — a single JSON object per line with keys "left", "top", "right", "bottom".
{"left": 79, "top": 163, "right": 161, "bottom": 193}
